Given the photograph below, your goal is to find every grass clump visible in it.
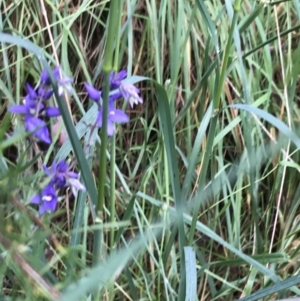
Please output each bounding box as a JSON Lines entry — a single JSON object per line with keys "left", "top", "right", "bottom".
{"left": 1, "top": 0, "right": 300, "bottom": 300}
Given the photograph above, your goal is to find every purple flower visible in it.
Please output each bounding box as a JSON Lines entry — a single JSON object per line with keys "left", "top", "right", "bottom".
{"left": 25, "top": 116, "right": 52, "bottom": 144}
{"left": 30, "top": 184, "right": 58, "bottom": 214}
{"left": 9, "top": 98, "right": 41, "bottom": 116}
{"left": 110, "top": 70, "right": 127, "bottom": 90}
{"left": 111, "top": 70, "right": 143, "bottom": 108}
{"left": 84, "top": 82, "right": 101, "bottom": 102}
{"left": 43, "top": 159, "right": 85, "bottom": 197}
{"left": 84, "top": 69, "right": 141, "bottom": 135}
{"left": 40, "top": 66, "right": 73, "bottom": 96}
{"left": 8, "top": 79, "right": 62, "bottom": 143}
{"left": 37, "top": 87, "right": 53, "bottom": 100}
{"left": 30, "top": 159, "right": 85, "bottom": 215}
{"left": 109, "top": 91, "right": 122, "bottom": 102}
{"left": 23, "top": 82, "right": 53, "bottom": 103}
{"left": 97, "top": 102, "right": 129, "bottom": 136}
{"left": 85, "top": 82, "right": 122, "bottom": 103}
{"left": 45, "top": 107, "right": 61, "bottom": 117}
{"left": 25, "top": 83, "right": 38, "bottom": 100}
{"left": 119, "top": 83, "right": 143, "bottom": 108}
{"left": 40, "top": 67, "right": 59, "bottom": 85}
{"left": 9, "top": 92, "right": 52, "bottom": 144}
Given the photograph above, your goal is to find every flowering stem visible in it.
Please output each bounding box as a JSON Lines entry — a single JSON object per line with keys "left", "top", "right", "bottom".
{"left": 109, "top": 2, "right": 121, "bottom": 251}
{"left": 109, "top": 132, "right": 116, "bottom": 249}
{"left": 93, "top": 0, "right": 121, "bottom": 278}
{"left": 97, "top": 73, "right": 110, "bottom": 215}
{"left": 96, "top": 1, "right": 121, "bottom": 214}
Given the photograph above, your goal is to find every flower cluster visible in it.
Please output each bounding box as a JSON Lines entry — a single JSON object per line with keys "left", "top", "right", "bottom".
{"left": 84, "top": 70, "right": 142, "bottom": 136}
{"left": 9, "top": 67, "right": 141, "bottom": 215}
{"left": 30, "top": 159, "right": 85, "bottom": 214}
{"left": 8, "top": 65, "right": 85, "bottom": 215}
{"left": 8, "top": 66, "right": 73, "bottom": 144}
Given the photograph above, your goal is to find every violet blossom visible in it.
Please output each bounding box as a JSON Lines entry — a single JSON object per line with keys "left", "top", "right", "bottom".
{"left": 119, "top": 83, "right": 143, "bottom": 108}
{"left": 30, "top": 159, "right": 85, "bottom": 215}
{"left": 110, "top": 70, "right": 143, "bottom": 108}
{"left": 97, "top": 102, "right": 129, "bottom": 136}
{"left": 84, "top": 70, "right": 142, "bottom": 136}
{"left": 30, "top": 184, "right": 58, "bottom": 214}
{"left": 9, "top": 83, "right": 59, "bottom": 144}
{"left": 40, "top": 66, "right": 74, "bottom": 96}
{"left": 109, "top": 70, "right": 127, "bottom": 89}
{"left": 9, "top": 65, "right": 73, "bottom": 144}
{"left": 84, "top": 82, "right": 129, "bottom": 136}
{"left": 43, "top": 159, "right": 85, "bottom": 197}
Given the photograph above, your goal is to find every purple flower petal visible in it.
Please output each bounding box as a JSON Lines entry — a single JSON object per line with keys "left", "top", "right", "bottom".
{"left": 45, "top": 107, "right": 61, "bottom": 117}
{"left": 25, "top": 83, "right": 37, "bottom": 100}
{"left": 95, "top": 104, "right": 129, "bottom": 135}
{"left": 25, "top": 97, "right": 37, "bottom": 105}
{"left": 38, "top": 87, "right": 53, "bottom": 100}
{"left": 30, "top": 184, "right": 58, "bottom": 214}
{"left": 40, "top": 66, "right": 60, "bottom": 85}
{"left": 60, "top": 76, "right": 73, "bottom": 85}
{"left": 43, "top": 164, "right": 51, "bottom": 175}
{"left": 116, "top": 70, "right": 127, "bottom": 80}
{"left": 110, "top": 70, "right": 127, "bottom": 89}
{"left": 96, "top": 111, "right": 103, "bottom": 128}
{"left": 8, "top": 105, "right": 29, "bottom": 115}
{"left": 109, "top": 91, "right": 122, "bottom": 102}
{"left": 39, "top": 200, "right": 56, "bottom": 214}
{"left": 39, "top": 196, "right": 57, "bottom": 214}
{"left": 25, "top": 116, "right": 51, "bottom": 144}
{"left": 25, "top": 116, "right": 43, "bottom": 132}
{"left": 30, "top": 194, "right": 41, "bottom": 205}
{"left": 57, "top": 160, "right": 68, "bottom": 172}
{"left": 50, "top": 160, "right": 69, "bottom": 187}
{"left": 109, "top": 109, "right": 129, "bottom": 123}
{"left": 35, "top": 127, "right": 52, "bottom": 144}
{"left": 42, "top": 159, "right": 85, "bottom": 196}
{"left": 53, "top": 174, "right": 66, "bottom": 188}
{"left": 106, "top": 119, "right": 115, "bottom": 136}
{"left": 120, "top": 83, "right": 143, "bottom": 108}
{"left": 40, "top": 69, "right": 51, "bottom": 85}
{"left": 67, "top": 171, "right": 79, "bottom": 179}
{"left": 68, "top": 178, "right": 86, "bottom": 197}
{"left": 52, "top": 67, "right": 61, "bottom": 80}
{"left": 84, "top": 83, "right": 101, "bottom": 102}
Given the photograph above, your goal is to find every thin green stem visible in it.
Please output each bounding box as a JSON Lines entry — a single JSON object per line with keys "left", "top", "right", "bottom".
{"left": 103, "top": 2, "right": 121, "bottom": 73}
{"left": 113, "top": 3, "right": 122, "bottom": 71}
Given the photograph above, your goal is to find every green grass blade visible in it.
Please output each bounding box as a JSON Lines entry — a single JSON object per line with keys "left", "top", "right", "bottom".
{"left": 153, "top": 80, "right": 186, "bottom": 298}
{"left": 238, "top": 3, "right": 264, "bottom": 34}
{"left": 239, "top": 274, "right": 300, "bottom": 301}
{"left": 184, "top": 246, "right": 197, "bottom": 301}
{"left": 229, "top": 104, "right": 300, "bottom": 148}
{"left": 58, "top": 230, "right": 160, "bottom": 301}
{"left": 182, "top": 103, "right": 213, "bottom": 199}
